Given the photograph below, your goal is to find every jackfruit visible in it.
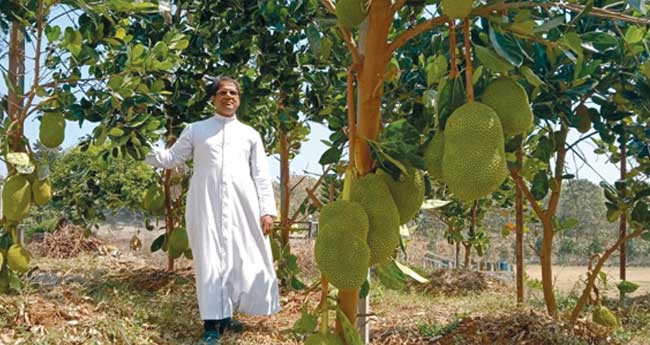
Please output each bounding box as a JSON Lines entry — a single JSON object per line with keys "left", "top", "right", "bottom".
{"left": 336, "top": 0, "right": 368, "bottom": 29}
{"left": 481, "top": 78, "right": 533, "bottom": 137}
{"left": 304, "top": 333, "right": 344, "bottom": 345}
{"left": 319, "top": 200, "right": 369, "bottom": 240}
{"left": 424, "top": 131, "right": 444, "bottom": 181}
{"left": 32, "top": 178, "right": 52, "bottom": 206}
{"left": 143, "top": 183, "right": 165, "bottom": 212}
{"left": 39, "top": 112, "right": 66, "bottom": 148}
{"left": 7, "top": 244, "right": 30, "bottom": 274}
{"left": 315, "top": 231, "right": 369, "bottom": 290}
{"left": 441, "top": 0, "right": 474, "bottom": 19}
{"left": 576, "top": 104, "right": 591, "bottom": 133}
{"left": 442, "top": 102, "right": 508, "bottom": 201}
{"left": 350, "top": 174, "right": 400, "bottom": 265}
{"left": 2, "top": 175, "right": 32, "bottom": 222}
{"left": 377, "top": 166, "right": 424, "bottom": 225}
{"left": 592, "top": 305, "right": 619, "bottom": 328}
{"left": 168, "top": 227, "right": 189, "bottom": 259}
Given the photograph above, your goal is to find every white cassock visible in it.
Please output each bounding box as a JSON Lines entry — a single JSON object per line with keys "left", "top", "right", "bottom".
{"left": 145, "top": 113, "right": 280, "bottom": 320}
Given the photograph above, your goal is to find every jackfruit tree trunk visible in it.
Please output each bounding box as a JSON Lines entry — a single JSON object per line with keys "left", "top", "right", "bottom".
{"left": 515, "top": 148, "right": 524, "bottom": 306}
{"left": 619, "top": 141, "right": 626, "bottom": 285}
{"left": 164, "top": 136, "right": 177, "bottom": 272}
{"left": 463, "top": 243, "right": 472, "bottom": 269}
{"left": 280, "top": 130, "right": 291, "bottom": 249}
{"left": 338, "top": 0, "right": 393, "bottom": 337}
{"left": 455, "top": 241, "right": 460, "bottom": 268}
{"left": 7, "top": 22, "right": 25, "bottom": 160}
{"left": 540, "top": 219, "right": 557, "bottom": 318}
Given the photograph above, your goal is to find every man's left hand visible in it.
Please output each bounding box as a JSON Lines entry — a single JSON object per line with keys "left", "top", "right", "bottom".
{"left": 261, "top": 215, "right": 274, "bottom": 235}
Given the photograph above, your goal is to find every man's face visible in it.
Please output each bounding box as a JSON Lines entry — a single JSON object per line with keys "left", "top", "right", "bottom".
{"left": 212, "top": 81, "right": 240, "bottom": 117}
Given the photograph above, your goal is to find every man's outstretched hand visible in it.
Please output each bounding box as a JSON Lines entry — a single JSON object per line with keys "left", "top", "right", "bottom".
{"left": 261, "top": 215, "right": 274, "bottom": 235}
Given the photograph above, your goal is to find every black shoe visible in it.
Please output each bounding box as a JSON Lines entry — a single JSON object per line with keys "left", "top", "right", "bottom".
{"left": 219, "top": 317, "right": 244, "bottom": 334}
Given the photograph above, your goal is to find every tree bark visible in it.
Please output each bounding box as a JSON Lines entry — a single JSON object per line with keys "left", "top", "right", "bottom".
{"left": 619, "top": 141, "right": 627, "bottom": 283}
{"left": 8, "top": 22, "right": 25, "bottom": 157}
{"left": 516, "top": 148, "right": 524, "bottom": 306}
{"left": 463, "top": 242, "right": 472, "bottom": 268}
{"left": 540, "top": 219, "right": 557, "bottom": 318}
{"left": 280, "top": 130, "right": 291, "bottom": 249}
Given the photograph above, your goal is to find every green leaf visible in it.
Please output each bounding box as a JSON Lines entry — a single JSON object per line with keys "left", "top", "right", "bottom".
{"left": 150, "top": 234, "right": 166, "bottom": 252}
{"left": 394, "top": 260, "right": 429, "bottom": 284}
{"left": 336, "top": 308, "right": 363, "bottom": 345}
{"left": 374, "top": 261, "right": 407, "bottom": 290}
{"left": 108, "top": 127, "right": 125, "bottom": 137}
{"left": 420, "top": 199, "right": 451, "bottom": 210}
{"left": 489, "top": 26, "right": 523, "bottom": 67}
{"left": 474, "top": 44, "right": 514, "bottom": 73}
{"left": 292, "top": 304, "right": 318, "bottom": 334}
{"left": 520, "top": 66, "right": 544, "bottom": 87}
{"left": 319, "top": 147, "right": 341, "bottom": 165}
{"left": 641, "top": 232, "right": 650, "bottom": 242}
{"left": 627, "top": 0, "right": 647, "bottom": 15}
{"left": 559, "top": 218, "right": 579, "bottom": 230}
{"left": 582, "top": 32, "right": 618, "bottom": 52}
{"left": 617, "top": 280, "right": 640, "bottom": 294}
{"left": 641, "top": 61, "right": 650, "bottom": 80}
{"left": 624, "top": 26, "right": 646, "bottom": 44}
{"left": 531, "top": 171, "right": 549, "bottom": 201}
{"left": 44, "top": 25, "right": 61, "bottom": 42}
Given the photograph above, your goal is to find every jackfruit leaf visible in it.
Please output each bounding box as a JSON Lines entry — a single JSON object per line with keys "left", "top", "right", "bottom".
{"left": 533, "top": 136, "right": 554, "bottom": 163}
{"left": 627, "top": 0, "right": 647, "bottom": 15}
{"left": 489, "top": 26, "right": 523, "bottom": 67}
{"left": 633, "top": 187, "right": 650, "bottom": 201}
{"left": 559, "top": 218, "right": 579, "bottom": 231}
{"left": 374, "top": 261, "right": 407, "bottom": 290}
{"left": 520, "top": 66, "right": 544, "bottom": 87}
{"left": 472, "top": 65, "right": 484, "bottom": 85}
{"left": 0, "top": 253, "right": 3, "bottom": 268}
{"left": 394, "top": 260, "right": 429, "bottom": 284}
{"left": 582, "top": 32, "right": 618, "bottom": 52}
{"left": 605, "top": 202, "right": 622, "bottom": 223}
{"left": 598, "top": 271, "right": 608, "bottom": 287}
{"left": 290, "top": 277, "right": 306, "bottom": 290}
{"left": 421, "top": 199, "right": 452, "bottom": 210}
{"left": 533, "top": 16, "right": 565, "bottom": 33}
{"left": 359, "top": 279, "right": 370, "bottom": 299}
{"left": 631, "top": 201, "right": 650, "bottom": 225}
{"left": 319, "top": 147, "right": 341, "bottom": 165}
{"left": 617, "top": 280, "right": 640, "bottom": 294}
{"left": 436, "top": 76, "right": 466, "bottom": 129}
{"left": 336, "top": 308, "right": 363, "bottom": 345}
{"left": 641, "top": 62, "right": 650, "bottom": 80}
{"left": 306, "top": 25, "right": 321, "bottom": 59}
{"left": 292, "top": 303, "right": 318, "bottom": 334}
{"left": 426, "top": 55, "right": 448, "bottom": 86}
{"left": 531, "top": 171, "right": 549, "bottom": 201}
{"left": 474, "top": 44, "right": 515, "bottom": 73}
{"left": 150, "top": 233, "right": 166, "bottom": 252}
{"left": 422, "top": 89, "right": 436, "bottom": 110}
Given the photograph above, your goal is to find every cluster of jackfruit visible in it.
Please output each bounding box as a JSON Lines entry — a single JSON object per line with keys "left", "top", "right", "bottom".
{"left": 335, "top": 0, "right": 369, "bottom": 29}
{"left": 39, "top": 112, "right": 66, "bottom": 148}
{"left": 441, "top": 0, "right": 474, "bottom": 19}
{"left": 575, "top": 104, "right": 592, "bottom": 133}
{"left": 377, "top": 166, "right": 424, "bottom": 226}
{"left": 142, "top": 183, "right": 165, "bottom": 214}
{"left": 424, "top": 77, "right": 534, "bottom": 201}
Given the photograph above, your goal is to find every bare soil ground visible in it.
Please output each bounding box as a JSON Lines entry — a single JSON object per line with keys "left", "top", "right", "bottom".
{"left": 1, "top": 224, "right": 648, "bottom": 344}
{"left": 526, "top": 265, "right": 650, "bottom": 297}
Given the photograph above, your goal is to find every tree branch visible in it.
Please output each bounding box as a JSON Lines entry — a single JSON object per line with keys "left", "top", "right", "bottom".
{"left": 547, "top": 126, "right": 568, "bottom": 216}
{"left": 391, "top": 0, "right": 408, "bottom": 14}
{"left": 511, "top": 171, "right": 546, "bottom": 219}
{"left": 569, "top": 227, "right": 645, "bottom": 324}
{"left": 321, "top": 0, "right": 335, "bottom": 14}
{"left": 388, "top": 15, "right": 448, "bottom": 53}
{"left": 288, "top": 166, "right": 331, "bottom": 224}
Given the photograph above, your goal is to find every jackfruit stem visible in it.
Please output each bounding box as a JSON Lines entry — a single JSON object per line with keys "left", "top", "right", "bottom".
{"left": 463, "top": 18, "right": 474, "bottom": 102}
{"left": 449, "top": 20, "right": 458, "bottom": 78}
{"left": 9, "top": 224, "right": 18, "bottom": 245}
{"left": 320, "top": 275, "right": 329, "bottom": 335}
{"left": 342, "top": 167, "right": 355, "bottom": 201}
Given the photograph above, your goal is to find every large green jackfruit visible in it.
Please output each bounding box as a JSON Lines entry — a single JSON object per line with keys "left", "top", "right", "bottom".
{"left": 39, "top": 112, "right": 66, "bottom": 148}
{"left": 315, "top": 231, "right": 369, "bottom": 290}
{"left": 592, "top": 305, "right": 619, "bottom": 328}
{"left": 2, "top": 175, "right": 32, "bottom": 222}
{"left": 32, "top": 178, "right": 52, "bottom": 206}
{"left": 377, "top": 167, "right": 424, "bottom": 225}
{"left": 481, "top": 78, "right": 533, "bottom": 137}
{"left": 442, "top": 102, "right": 508, "bottom": 201}
{"left": 304, "top": 333, "right": 344, "bottom": 345}
{"left": 319, "top": 200, "right": 369, "bottom": 240}
{"left": 143, "top": 183, "right": 165, "bottom": 212}
{"left": 7, "top": 244, "right": 30, "bottom": 274}
{"left": 424, "top": 131, "right": 444, "bottom": 181}
{"left": 441, "top": 0, "right": 474, "bottom": 19}
{"left": 168, "top": 227, "right": 189, "bottom": 259}
{"left": 350, "top": 174, "right": 400, "bottom": 265}
{"left": 336, "top": 0, "right": 368, "bottom": 29}
{"left": 576, "top": 104, "right": 591, "bottom": 134}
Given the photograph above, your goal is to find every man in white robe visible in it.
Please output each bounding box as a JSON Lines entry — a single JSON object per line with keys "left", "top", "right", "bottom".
{"left": 144, "top": 76, "right": 280, "bottom": 344}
